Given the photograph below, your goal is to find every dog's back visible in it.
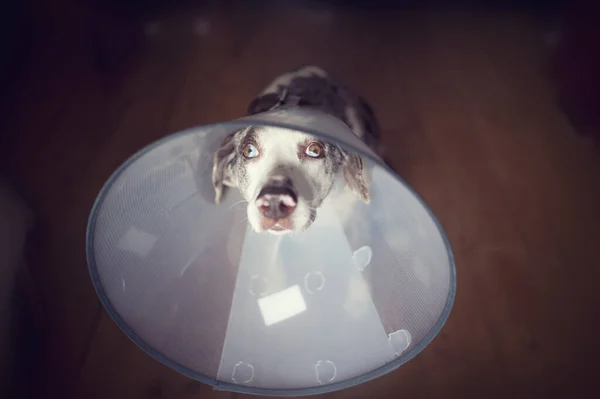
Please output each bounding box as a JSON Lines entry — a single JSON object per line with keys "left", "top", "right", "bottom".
{"left": 246, "top": 66, "right": 383, "bottom": 156}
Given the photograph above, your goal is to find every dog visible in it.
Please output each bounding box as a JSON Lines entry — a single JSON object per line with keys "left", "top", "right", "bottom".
{"left": 212, "top": 66, "right": 383, "bottom": 234}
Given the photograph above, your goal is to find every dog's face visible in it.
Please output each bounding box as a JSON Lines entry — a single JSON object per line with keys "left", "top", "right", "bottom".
{"left": 213, "top": 126, "right": 369, "bottom": 234}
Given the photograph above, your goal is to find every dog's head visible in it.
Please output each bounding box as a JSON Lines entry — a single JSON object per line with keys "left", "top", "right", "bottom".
{"left": 212, "top": 126, "right": 369, "bottom": 234}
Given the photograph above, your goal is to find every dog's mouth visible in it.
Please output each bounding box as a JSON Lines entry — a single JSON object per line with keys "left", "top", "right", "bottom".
{"left": 257, "top": 207, "right": 317, "bottom": 234}
{"left": 253, "top": 181, "right": 298, "bottom": 233}
{"left": 269, "top": 224, "right": 286, "bottom": 232}
{"left": 249, "top": 179, "right": 319, "bottom": 234}
{"left": 262, "top": 217, "right": 293, "bottom": 232}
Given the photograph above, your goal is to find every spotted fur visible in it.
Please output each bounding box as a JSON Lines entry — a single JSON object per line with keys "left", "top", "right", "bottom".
{"left": 213, "top": 66, "right": 382, "bottom": 234}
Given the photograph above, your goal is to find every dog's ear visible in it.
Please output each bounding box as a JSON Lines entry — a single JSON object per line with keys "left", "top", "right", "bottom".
{"left": 247, "top": 93, "right": 279, "bottom": 115}
{"left": 212, "top": 133, "right": 237, "bottom": 204}
{"left": 343, "top": 152, "right": 370, "bottom": 204}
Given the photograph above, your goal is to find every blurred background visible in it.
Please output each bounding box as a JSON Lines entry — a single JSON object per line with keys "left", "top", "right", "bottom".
{"left": 1, "top": 0, "right": 599, "bottom": 398}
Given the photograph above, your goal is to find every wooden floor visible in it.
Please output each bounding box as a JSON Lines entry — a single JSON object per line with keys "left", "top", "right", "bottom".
{"left": 3, "top": 1, "right": 600, "bottom": 398}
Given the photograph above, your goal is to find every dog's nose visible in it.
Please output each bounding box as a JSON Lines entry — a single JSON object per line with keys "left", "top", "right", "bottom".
{"left": 256, "top": 186, "right": 297, "bottom": 220}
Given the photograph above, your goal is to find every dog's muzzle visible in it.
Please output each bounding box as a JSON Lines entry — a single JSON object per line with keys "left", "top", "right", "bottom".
{"left": 256, "top": 186, "right": 297, "bottom": 220}
{"left": 255, "top": 176, "right": 297, "bottom": 230}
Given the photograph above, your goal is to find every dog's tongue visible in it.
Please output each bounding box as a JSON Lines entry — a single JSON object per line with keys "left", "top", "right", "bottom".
{"left": 263, "top": 218, "right": 291, "bottom": 231}
{"left": 262, "top": 219, "right": 277, "bottom": 230}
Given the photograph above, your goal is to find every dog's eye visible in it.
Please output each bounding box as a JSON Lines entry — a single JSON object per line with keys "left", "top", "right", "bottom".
{"left": 305, "top": 142, "right": 324, "bottom": 158}
{"left": 242, "top": 143, "right": 259, "bottom": 159}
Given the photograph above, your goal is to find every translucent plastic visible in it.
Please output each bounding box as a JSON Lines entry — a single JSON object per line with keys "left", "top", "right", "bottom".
{"left": 87, "top": 108, "right": 456, "bottom": 395}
